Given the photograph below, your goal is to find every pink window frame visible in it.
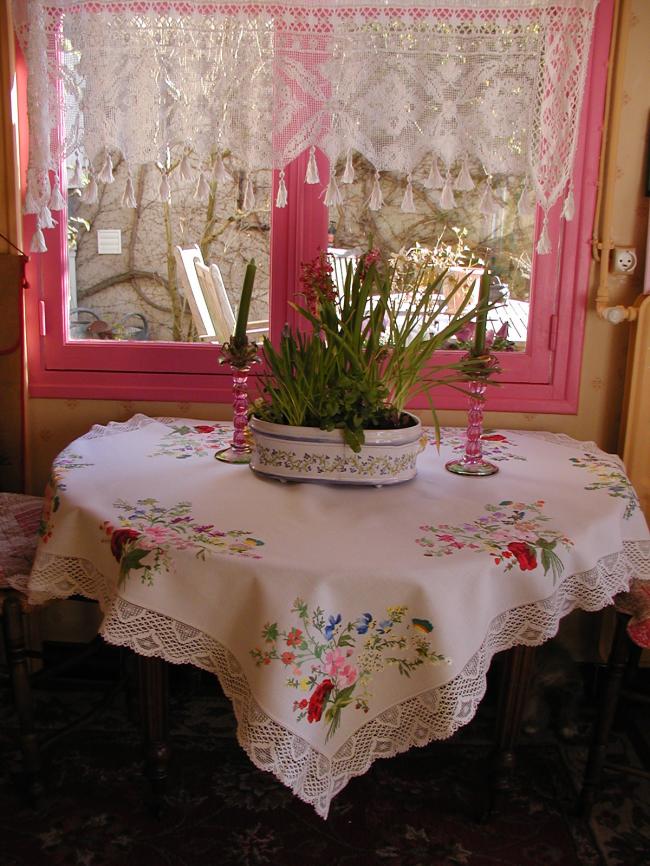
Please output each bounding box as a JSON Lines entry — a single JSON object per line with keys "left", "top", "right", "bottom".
{"left": 20, "top": 0, "right": 613, "bottom": 411}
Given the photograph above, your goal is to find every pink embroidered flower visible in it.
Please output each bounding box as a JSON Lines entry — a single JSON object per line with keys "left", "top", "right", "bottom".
{"left": 143, "top": 525, "right": 170, "bottom": 544}
{"left": 194, "top": 425, "right": 216, "bottom": 433}
{"left": 324, "top": 649, "right": 357, "bottom": 686}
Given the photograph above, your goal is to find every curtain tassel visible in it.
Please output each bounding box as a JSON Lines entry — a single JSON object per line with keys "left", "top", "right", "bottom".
{"left": 81, "top": 173, "right": 98, "bottom": 205}
{"left": 323, "top": 172, "right": 343, "bottom": 207}
{"left": 424, "top": 156, "right": 444, "bottom": 190}
{"left": 159, "top": 173, "right": 171, "bottom": 203}
{"left": 178, "top": 153, "right": 194, "bottom": 183}
{"left": 122, "top": 174, "right": 137, "bottom": 208}
{"left": 454, "top": 158, "right": 475, "bottom": 192}
{"left": 517, "top": 180, "right": 535, "bottom": 218}
{"left": 479, "top": 183, "right": 496, "bottom": 216}
{"left": 24, "top": 187, "right": 40, "bottom": 215}
{"left": 342, "top": 149, "right": 355, "bottom": 184}
{"left": 439, "top": 173, "right": 456, "bottom": 210}
{"left": 243, "top": 176, "right": 256, "bottom": 210}
{"left": 536, "top": 214, "right": 552, "bottom": 255}
{"left": 275, "top": 170, "right": 288, "bottom": 208}
{"left": 305, "top": 146, "right": 320, "bottom": 184}
{"left": 194, "top": 171, "right": 210, "bottom": 200}
{"left": 39, "top": 205, "right": 56, "bottom": 229}
{"left": 213, "top": 153, "right": 232, "bottom": 184}
{"left": 400, "top": 174, "right": 416, "bottom": 213}
{"left": 71, "top": 158, "right": 84, "bottom": 189}
{"left": 49, "top": 174, "right": 66, "bottom": 211}
{"left": 368, "top": 171, "right": 384, "bottom": 211}
{"left": 98, "top": 150, "right": 115, "bottom": 184}
{"left": 561, "top": 185, "right": 575, "bottom": 221}
{"left": 30, "top": 225, "right": 47, "bottom": 253}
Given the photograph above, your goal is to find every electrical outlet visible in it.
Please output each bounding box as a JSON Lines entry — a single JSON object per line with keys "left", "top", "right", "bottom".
{"left": 610, "top": 246, "right": 637, "bottom": 275}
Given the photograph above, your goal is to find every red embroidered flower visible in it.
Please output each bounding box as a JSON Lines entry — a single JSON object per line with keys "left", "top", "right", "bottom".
{"left": 286, "top": 628, "right": 303, "bottom": 647}
{"left": 307, "top": 679, "right": 334, "bottom": 723}
{"left": 280, "top": 651, "right": 296, "bottom": 665}
{"left": 481, "top": 434, "right": 507, "bottom": 442}
{"left": 194, "top": 425, "right": 216, "bottom": 433}
{"left": 506, "top": 541, "right": 537, "bottom": 571}
{"left": 110, "top": 528, "right": 140, "bottom": 562}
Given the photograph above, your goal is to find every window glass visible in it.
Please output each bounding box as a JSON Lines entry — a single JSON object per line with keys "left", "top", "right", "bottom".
{"left": 327, "top": 152, "right": 535, "bottom": 351}
{"left": 67, "top": 154, "right": 271, "bottom": 343}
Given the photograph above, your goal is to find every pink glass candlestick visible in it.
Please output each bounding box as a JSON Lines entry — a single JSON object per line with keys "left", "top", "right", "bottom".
{"left": 216, "top": 365, "right": 253, "bottom": 464}
{"left": 216, "top": 336, "right": 259, "bottom": 465}
{"left": 446, "top": 355, "right": 498, "bottom": 477}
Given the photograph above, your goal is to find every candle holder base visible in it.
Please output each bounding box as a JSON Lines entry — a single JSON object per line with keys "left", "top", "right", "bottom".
{"left": 445, "top": 457, "right": 498, "bottom": 476}
{"left": 215, "top": 446, "right": 252, "bottom": 465}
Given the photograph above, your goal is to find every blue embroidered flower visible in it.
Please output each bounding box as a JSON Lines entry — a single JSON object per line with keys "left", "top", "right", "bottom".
{"left": 324, "top": 613, "right": 342, "bottom": 641}
{"left": 377, "top": 619, "right": 393, "bottom": 634}
{"left": 355, "top": 612, "right": 372, "bottom": 634}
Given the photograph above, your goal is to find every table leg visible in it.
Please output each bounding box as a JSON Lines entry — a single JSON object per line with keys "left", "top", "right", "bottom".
{"left": 578, "top": 611, "right": 631, "bottom": 817}
{"left": 2, "top": 592, "right": 43, "bottom": 802}
{"left": 489, "top": 644, "right": 536, "bottom": 813}
{"left": 137, "top": 655, "right": 169, "bottom": 815}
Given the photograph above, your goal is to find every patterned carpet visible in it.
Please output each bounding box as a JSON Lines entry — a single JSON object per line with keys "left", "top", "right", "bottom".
{"left": 1, "top": 655, "right": 649, "bottom": 866}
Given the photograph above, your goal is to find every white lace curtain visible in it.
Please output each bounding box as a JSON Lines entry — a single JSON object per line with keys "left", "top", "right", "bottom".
{"left": 13, "top": 0, "right": 600, "bottom": 253}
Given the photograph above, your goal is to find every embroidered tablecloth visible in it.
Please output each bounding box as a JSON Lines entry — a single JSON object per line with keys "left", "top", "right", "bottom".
{"left": 28, "top": 415, "right": 650, "bottom": 817}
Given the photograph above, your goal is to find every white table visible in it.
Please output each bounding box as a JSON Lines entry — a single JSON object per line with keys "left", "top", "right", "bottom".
{"left": 29, "top": 415, "right": 650, "bottom": 817}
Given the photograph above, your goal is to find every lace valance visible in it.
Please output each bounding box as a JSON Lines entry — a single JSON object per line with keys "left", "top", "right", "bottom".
{"left": 13, "top": 0, "right": 600, "bottom": 253}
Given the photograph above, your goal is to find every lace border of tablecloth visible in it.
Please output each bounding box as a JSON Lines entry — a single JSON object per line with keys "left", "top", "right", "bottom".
{"left": 28, "top": 541, "right": 650, "bottom": 818}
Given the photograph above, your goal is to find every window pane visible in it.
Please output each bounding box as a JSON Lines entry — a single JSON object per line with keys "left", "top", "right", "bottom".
{"left": 67, "top": 156, "right": 271, "bottom": 343}
{"left": 327, "top": 152, "right": 534, "bottom": 350}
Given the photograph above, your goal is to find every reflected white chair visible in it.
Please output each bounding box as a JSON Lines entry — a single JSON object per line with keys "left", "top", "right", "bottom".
{"left": 174, "top": 245, "right": 269, "bottom": 343}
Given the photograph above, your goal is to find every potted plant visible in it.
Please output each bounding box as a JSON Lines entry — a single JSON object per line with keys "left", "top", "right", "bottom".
{"left": 248, "top": 247, "right": 496, "bottom": 485}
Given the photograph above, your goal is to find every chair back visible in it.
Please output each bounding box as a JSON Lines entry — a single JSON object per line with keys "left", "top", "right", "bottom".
{"left": 0, "top": 493, "right": 43, "bottom": 596}
{"left": 195, "top": 261, "right": 236, "bottom": 344}
{"left": 174, "top": 245, "right": 218, "bottom": 341}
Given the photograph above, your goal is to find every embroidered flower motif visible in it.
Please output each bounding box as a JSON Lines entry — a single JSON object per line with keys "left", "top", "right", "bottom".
{"left": 569, "top": 453, "right": 639, "bottom": 519}
{"left": 150, "top": 424, "right": 232, "bottom": 459}
{"left": 109, "top": 528, "right": 140, "bottom": 561}
{"left": 324, "top": 614, "right": 342, "bottom": 641}
{"left": 506, "top": 541, "right": 537, "bottom": 571}
{"left": 286, "top": 628, "right": 303, "bottom": 647}
{"left": 433, "top": 428, "right": 526, "bottom": 463}
{"left": 417, "top": 500, "right": 572, "bottom": 583}
{"left": 251, "top": 599, "right": 450, "bottom": 741}
{"left": 307, "top": 679, "right": 334, "bottom": 723}
{"left": 355, "top": 613, "right": 372, "bottom": 634}
{"left": 101, "top": 498, "right": 265, "bottom": 585}
{"left": 39, "top": 451, "right": 94, "bottom": 541}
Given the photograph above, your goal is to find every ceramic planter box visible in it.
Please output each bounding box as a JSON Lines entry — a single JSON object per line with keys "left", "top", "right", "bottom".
{"left": 248, "top": 413, "right": 426, "bottom": 486}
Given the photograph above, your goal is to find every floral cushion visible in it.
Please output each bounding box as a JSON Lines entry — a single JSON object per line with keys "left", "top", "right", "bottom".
{"left": 0, "top": 492, "right": 43, "bottom": 595}
{"left": 615, "top": 579, "right": 650, "bottom": 649}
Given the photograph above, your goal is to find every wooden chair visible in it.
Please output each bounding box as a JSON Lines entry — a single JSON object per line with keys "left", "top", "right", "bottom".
{"left": 0, "top": 492, "right": 45, "bottom": 796}
{"left": 578, "top": 582, "right": 650, "bottom": 816}
{"left": 174, "top": 245, "right": 269, "bottom": 343}
{"left": 1, "top": 492, "right": 120, "bottom": 800}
